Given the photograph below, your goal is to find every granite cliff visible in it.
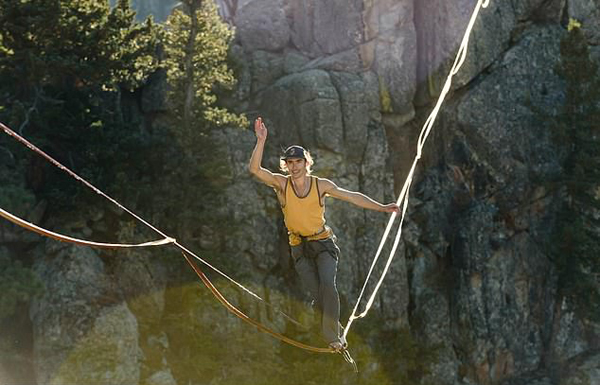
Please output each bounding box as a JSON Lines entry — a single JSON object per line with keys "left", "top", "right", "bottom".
{"left": 1, "top": 1, "right": 599, "bottom": 384}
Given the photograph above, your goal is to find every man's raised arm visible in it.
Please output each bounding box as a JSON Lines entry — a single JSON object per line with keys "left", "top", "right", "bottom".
{"left": 249, "top": 117, "right": 284, "bottom": 189}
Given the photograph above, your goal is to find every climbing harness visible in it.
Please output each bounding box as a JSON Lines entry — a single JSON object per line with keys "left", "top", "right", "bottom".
{"left": 0, "top": 0, "right": 491, "bottom": 368}
{"left": 288, "top": 225, "right": 332, "bottom": 246}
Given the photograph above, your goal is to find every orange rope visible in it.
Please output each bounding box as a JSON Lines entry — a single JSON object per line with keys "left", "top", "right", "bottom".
{"left": 181, "top": 252, "right": 335, "bottom": 354}
{"left": 0, "top": 207, "right": 174, "bottom": 249}
{"left": 0, "top": 121, "right": 336, "bottom": 354}
{"left": 0, "top": 121, "right": 174, "bottom": 245}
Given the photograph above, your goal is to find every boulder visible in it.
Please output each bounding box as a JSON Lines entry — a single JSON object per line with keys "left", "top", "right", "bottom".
{"left": 30, "top": 244, "right": 140, "bottom": 385}
{"left": 329, "top": 71, "right": 379, "bottom": 163}
{"left": 259, "top": 69, "right": 343, "bottom": 152}
{"left": 250, "top": 50, "right": 285, "bottom": 93}
{"left": 282, "top": 49, "right": 311, "bottom": 74}
{"left": 302, "top": 47, "right": 366, "bottom": 72}
{"left": 456, "top": 25, "right": 565, "bottom": 189}
{"left": 552, "top": 299, "right": 593, "bottom": 361}
{"left": 112, "top": 252, "right": 167, "bottom": 331}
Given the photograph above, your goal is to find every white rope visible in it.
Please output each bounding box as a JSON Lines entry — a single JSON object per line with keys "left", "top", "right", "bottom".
{"left": 342, "top": 0, "right": 491, "bottom": 341}
{"left": 0, "top": 122, "right": 292, "bottom": 327}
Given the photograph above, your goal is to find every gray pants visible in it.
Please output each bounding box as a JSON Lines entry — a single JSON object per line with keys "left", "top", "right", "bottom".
{"left": 291, "top": 237, "right": 341, "bottom": 344}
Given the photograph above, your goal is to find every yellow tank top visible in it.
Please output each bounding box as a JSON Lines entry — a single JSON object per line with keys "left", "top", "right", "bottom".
{"left": 281, "top": 176, "right": 329, "bottom": 245}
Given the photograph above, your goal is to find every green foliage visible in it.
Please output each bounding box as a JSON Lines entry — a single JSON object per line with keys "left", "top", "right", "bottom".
{"left": 163, "top": 0, "right": 246, "bottom": 141}
{"left": 0, "top": 0, "right": 159, "bottom": 94}
{"left": 0, "top": 185, "right": 36, "bottom": 217}
{"left": 549, "top": 26, "right": 600, "bottom": 321}
{"left": 0, "top": 2, "right": 252, "bottom": 381}
{"left": 0, "top": 159, "right": 36, "bottom": 217}
{"left": 0, "top": 250, "right": 44, "bottom": 319}
{"left": 0, "top": 0, "right": 244, "bottom": 212}
{"left": 159, "top": 279, "right": 440, "bottom": 385}
{"left": 0, "top": 0, "right": 161, "bottom": 205}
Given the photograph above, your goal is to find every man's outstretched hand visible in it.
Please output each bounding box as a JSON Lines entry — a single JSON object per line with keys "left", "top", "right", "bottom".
{"left": 381, "top": 203, "right": 400, "bottom": 213}
{"left": 254, "top": 117, "right": 267, "bottom": 141}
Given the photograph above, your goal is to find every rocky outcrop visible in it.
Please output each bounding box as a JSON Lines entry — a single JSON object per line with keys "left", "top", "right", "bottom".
{"left": 226, "top": 0, "right": 599, "bottom": 384}
{"left": 235, "top": 0, "right": 291, "bottom": 51}
{"left": 415, "top": 0, "right": 565, "bottom": 103}
{"left": 404, "top": 22, "right": 590, "bottom": 385}
{"left": 30, "top": 243, "right": 140, "bottom": 385}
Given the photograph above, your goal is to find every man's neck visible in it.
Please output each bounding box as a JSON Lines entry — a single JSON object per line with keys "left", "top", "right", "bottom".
{"left": 291, "top": 174, "right": 308, "bottom": 183}
{"left": 291, "top": 174, "right": 310, "bottom": 195}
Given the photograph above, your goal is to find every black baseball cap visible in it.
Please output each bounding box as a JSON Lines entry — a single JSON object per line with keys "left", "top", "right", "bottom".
{"left": 281, "top": 145, "right": 307, "bottom": 160}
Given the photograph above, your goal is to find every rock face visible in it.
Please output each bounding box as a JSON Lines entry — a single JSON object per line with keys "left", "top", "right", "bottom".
{"left": 415, "top": 0, "right": 565, "bottom": 102}
{"left": 30, "top": 244, "right": 140, "bottom": 385}
{"left": 235, "top": 0, "right": 291, "bottom": 51}
{"left": 223, "top": 0, "right": 600, "bottom": 384}
{"left": 6, "top": 0, "right": 600, "bottom": 385}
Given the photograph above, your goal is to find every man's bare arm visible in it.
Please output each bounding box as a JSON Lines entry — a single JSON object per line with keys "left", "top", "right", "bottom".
{"left": 248, "top": 117, "right": 285, "bottom": 189}
{"left": 319, "top": 178, "right": 399, "bottom": 213}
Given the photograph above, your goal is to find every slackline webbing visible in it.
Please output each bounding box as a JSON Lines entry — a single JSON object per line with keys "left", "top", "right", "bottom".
{"left": 342, "top": 0, "right": 491, "bottom": 341}
{"left": 0, "top": 207, "right": 173, "bottom": 248}
{"left": 0, "top": 121, "right": 335, "bottom": 354}
{"left": 181, "top": 252, "right": 334, "bottom": 353}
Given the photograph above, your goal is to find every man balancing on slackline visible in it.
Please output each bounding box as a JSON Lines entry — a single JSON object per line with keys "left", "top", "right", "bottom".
{"left": 249, "top": 117, "right": 399, "bottom": 351}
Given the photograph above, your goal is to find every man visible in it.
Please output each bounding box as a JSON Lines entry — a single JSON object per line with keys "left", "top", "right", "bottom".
{"left": 248, "top": 117, "right": 399, "bottom": 351}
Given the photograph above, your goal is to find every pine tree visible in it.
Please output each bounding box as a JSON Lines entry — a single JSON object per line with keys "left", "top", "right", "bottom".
{"left": 0, "top": 0, "right": 160, "bottom": 139}
{"left": 0, "top": 0, "right": 161, "bottom": 198}
{"left": 163, "top": 0, "right": 245, "bottom": 142}
{"left": 0, "top": 0, "right": 159, "bottom": 95}
{"left": 0, "top": 0, "right": 162, "bottom": 319}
